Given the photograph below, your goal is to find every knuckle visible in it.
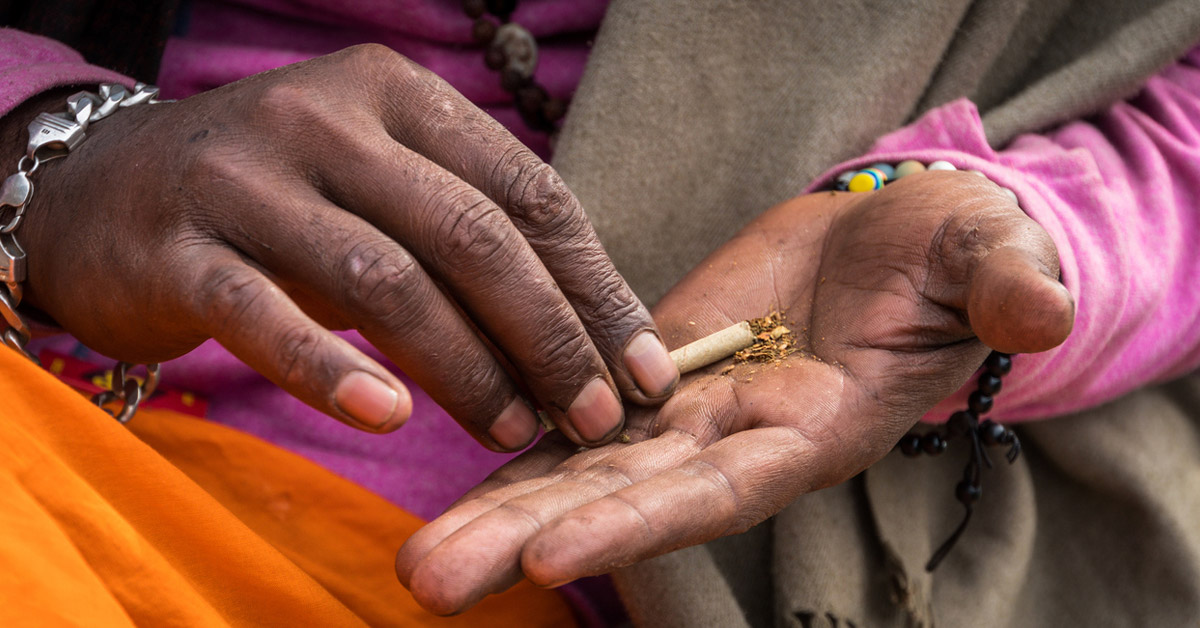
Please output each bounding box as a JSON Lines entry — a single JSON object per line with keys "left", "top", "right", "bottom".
{"left": 571, "top": 269, "right": 641, "bottom": 329}
{"left": 454, "top": 364, "right": 510, "bottom": 424}
{"left": 430, "top": 193, "right": 517, "bottom": 275}
{"left": 523, "top": 320, "right": 597, "bottom": 391}
{"left": 198, "top": 265, "right": 268, "bottom": 329}
{"left": 340, "top": 239, "right": 422, "bottom": 308}
{"left": 414, "top": 89, "right": 462, "bottom": 132}
{"left": 930, "top": 204, "right": 990, "bottom": 269}
{"left": 252, "top": 81, "right": 318, "bottom": 125}
{"left": 343, "top": 42, "right": 427, "bottom": 86}
{"left": 330, "top": 44, "right": 459, "bottom": 130}
{"left": 577, "top": 463, "right": 635, "bottom": 492}
{"left": 272, "top": 324, "right": 328, "bottom": 390}
{"left": 338, "top": 42, "right": 403, "bottom": 67}
{"left": 495, "top": 151, "right": 583, "bottom": 238}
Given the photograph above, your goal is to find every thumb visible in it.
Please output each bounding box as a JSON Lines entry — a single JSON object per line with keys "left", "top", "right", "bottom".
{"left": 966, "top": 245, "right": 1074, "bottom": 353}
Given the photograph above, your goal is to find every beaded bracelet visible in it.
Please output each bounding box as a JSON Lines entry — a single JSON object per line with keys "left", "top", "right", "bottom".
{"left": 837, "top": 159, "right": 1024, "bottom": 571}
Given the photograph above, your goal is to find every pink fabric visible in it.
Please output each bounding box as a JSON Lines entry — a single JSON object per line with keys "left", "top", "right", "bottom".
{"left": 809, "top": 47, "right": 1200, "bottom": 423}
{"left": 0, "top": 28, "right": 131, "bottom": 112}
{"left": 158, "top": 0, "right": 608, "bottom": 157}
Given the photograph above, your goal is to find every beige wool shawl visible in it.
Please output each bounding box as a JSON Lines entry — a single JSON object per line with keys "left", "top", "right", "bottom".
{"left": 550, "top": 1, "right": 1200, "bottom": 625}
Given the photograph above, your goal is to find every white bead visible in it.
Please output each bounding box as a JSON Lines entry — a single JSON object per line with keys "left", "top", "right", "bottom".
{"left": 1002, "top": 187, "right": 1018, "bottom": 204}
{"left": 967, "top": 169, "right": 985, "bottom": 177}
{"left": 928, "top": 160, "right": 957, "bottom": 171}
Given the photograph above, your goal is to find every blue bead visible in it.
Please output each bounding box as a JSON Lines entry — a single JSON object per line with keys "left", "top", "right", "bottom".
{"left": 835, "top": 170, "right": 856, "bottom": 191}
{"left": 869, "top": 163, "right": 895, "bottom": 180}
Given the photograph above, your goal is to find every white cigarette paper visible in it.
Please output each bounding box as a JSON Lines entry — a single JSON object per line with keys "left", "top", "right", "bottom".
{"left": 669, "top": 321, "right": 756, "bottom": 374}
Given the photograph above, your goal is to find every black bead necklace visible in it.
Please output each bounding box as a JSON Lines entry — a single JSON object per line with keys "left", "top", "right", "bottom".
{"left": 895, "top": 351, "right": 1022, "bottom": 571}
{"left": 461, "top": 0, "right": 567, "bottom": 134}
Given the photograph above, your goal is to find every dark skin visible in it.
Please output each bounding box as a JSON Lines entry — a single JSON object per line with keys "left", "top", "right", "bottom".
{"left": 395, "top": 171, "right": 1075, "bottom": 615}
{"left": 5, "top": 45, "right": 681, "bottom": 451}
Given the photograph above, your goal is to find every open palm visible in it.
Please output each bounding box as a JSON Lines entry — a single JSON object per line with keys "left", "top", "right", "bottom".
{"left": 396, "top": 171, "right": 1075, "bottom": 614}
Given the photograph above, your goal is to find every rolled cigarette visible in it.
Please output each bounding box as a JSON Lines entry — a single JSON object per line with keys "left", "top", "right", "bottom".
{"left": 539, "top": 321, "right": 756, "bottom": 434}
{"left": 669, "top": 321, "right": 756, "bottom": 374}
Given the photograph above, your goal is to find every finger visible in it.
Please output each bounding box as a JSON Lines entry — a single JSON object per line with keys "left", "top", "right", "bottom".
{"left": 967, "top": 245, "right": 1075, "bottom": 353}
{"left": 914, "top": 172, "right": 1075, "bottom": 353}
{"left": 222, "top": 189, "right": 539, "bottom": 451}
{"left": 364, "top": 53, "right": 677, "bottom": 404}
{"left": 403, "top": 400, "right": 711, "bottom": 583}
{"left": 401, "top": 428, "right": 709, "bottom": 614}
{"left": 509, "top": 373, "right": 852, "bottom": 588}
{"left": 520, "top": 426, "right": 818, "bottom": 588}
{"left": 191, "top": 249, "right": 412, "bottom": 433}
{"left": 320, "top": 135, "right": 625, "bottom": 445}
{"left": 399, "top": 382, "right": 737, "bottom": 610}
{"left": 397, "top": 438, "right": 595, "bottom": 588}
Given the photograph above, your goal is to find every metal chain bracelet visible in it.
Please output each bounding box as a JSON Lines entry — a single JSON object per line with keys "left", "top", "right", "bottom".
{"left": 0, "top": 82, "right": 166, "bottom": 423}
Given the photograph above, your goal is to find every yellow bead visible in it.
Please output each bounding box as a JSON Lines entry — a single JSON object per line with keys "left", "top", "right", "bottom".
{"left": 848, "top": 170, "right": 884, "bottom": 192}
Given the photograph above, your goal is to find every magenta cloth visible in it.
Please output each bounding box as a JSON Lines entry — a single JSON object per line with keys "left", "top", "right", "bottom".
{"left": 158, "top": 0, "right": 609, "bottom": 157}
{"left": 0, "top": 28, "right": 130, "bottom": 110}
{"left": 809, "top": 46, "right": 1200, "bottom": 423}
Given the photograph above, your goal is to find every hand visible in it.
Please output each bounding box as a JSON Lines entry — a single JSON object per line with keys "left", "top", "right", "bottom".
{"left": 395, "top": 170, "right": 1075, "bottom": 614}
{"left": 10, "top": 45, "right": 679, "bottom": 448}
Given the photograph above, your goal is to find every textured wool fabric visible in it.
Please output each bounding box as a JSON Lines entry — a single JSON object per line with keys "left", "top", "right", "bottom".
{"left": 555, "top": 0, "right": 1200, "bottom": 305}
{"left": 0, "top": 347, "right": 575, "bottom": 626}
{"left": 615, "top": 373, "right": 1200, "bottom": 627}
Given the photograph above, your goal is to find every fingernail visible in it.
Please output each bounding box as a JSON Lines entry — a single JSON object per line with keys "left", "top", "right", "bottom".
{"left": 335, "top": 371, "right": 401, "bottom": 429}
{"left": 623, "top": 331, "right": 679, "bottom": 397}
{"left": 568, "top": 378, "right": 623, "bottom": 442}
{"left": 489, "top": 397, "right": 538, "bottom": 450}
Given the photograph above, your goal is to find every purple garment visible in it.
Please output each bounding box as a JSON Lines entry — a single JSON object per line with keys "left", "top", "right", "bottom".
{"left": 0, "top": 29, "right": 128, "bottom": 111}
{"left": 810, "top": 46, "right": 1200, "bottom": 423}
{"left": 158, "top": 0, "right": 609, "bottom": 157}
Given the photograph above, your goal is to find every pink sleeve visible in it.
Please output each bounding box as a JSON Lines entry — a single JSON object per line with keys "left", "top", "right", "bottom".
{"left": 0, "top": 28, "right": 133, "bottom": 116}
{"left": 806, "top": 46, "right": 1200, "bottom": 424}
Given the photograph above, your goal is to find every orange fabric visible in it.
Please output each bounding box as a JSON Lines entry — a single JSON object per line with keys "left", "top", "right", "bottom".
{"left": 0, "top": 348, "right": 575, "bottom": 627}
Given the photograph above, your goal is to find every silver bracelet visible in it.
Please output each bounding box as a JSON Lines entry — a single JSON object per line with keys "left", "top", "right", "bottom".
{"left": 0, "top": 82, "right": 165, "bottom": 423}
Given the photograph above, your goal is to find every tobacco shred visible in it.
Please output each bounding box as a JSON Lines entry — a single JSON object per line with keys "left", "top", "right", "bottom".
{"left": 734, "top": 310, "right": 800, "bottom": 364}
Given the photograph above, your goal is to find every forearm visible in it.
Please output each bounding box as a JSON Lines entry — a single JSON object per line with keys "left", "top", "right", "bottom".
{"left": 810, "top": 46, "right": 1200, "bottom": 422}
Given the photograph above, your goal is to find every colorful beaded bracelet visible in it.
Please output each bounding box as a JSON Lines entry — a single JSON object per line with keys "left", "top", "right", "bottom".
{"left": 836, "top": 159, "right": 1019, "bottom": 204}
{"left": 837, "top": 159, "right": 1024, "bottom": 571}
